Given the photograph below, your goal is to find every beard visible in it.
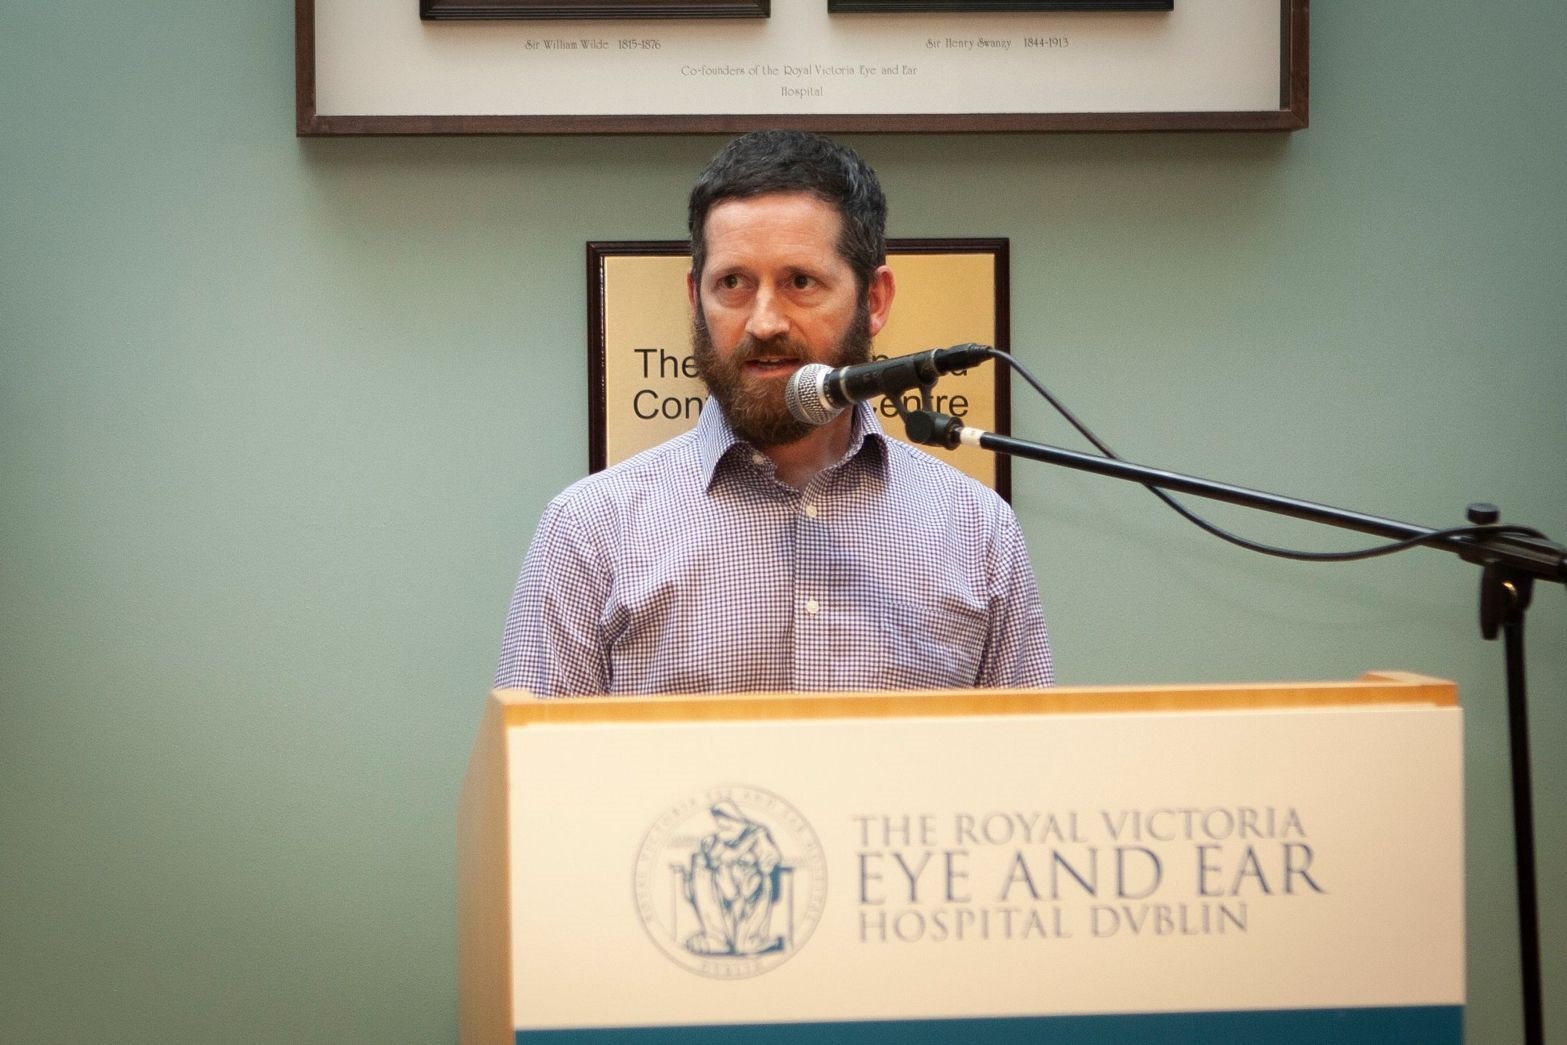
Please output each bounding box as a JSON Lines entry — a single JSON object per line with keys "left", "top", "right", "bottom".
{"left": 691, "top": 301, "right": 874, "bottom": 448}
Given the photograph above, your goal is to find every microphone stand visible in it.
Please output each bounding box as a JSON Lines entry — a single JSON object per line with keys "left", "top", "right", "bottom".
{"left": 901, "top": 406, "right": 1566, "bottom": 1045}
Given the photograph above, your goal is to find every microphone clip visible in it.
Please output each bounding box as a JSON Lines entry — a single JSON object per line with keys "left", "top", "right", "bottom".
{"left": 891, "top": 383, "right": 964, "bottom": 450}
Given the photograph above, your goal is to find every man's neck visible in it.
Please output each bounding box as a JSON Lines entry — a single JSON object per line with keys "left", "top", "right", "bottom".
{"left": 763, "top": 412, "right": 855, "bottom": 490}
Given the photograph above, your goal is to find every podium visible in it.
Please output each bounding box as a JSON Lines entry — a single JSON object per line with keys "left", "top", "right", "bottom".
{"left": 459, "top": 673, "right": 1465, "bottom": 1044}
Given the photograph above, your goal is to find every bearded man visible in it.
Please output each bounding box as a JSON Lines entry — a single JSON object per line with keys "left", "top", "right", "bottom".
{"left": 493, "top": 131, "right": 1053, "bottom": 696}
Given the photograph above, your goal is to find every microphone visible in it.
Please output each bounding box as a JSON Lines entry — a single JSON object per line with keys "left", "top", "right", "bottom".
{"left": 784, "top": 343, "right": 992, "bottom": 426}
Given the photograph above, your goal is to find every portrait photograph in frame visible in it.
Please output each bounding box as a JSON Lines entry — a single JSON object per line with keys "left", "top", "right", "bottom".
{"left": 421, "top": 0, "right": 768, "bottom": 18}
{"left": 587, "top": 239, "right": 1013, "bottom": 498}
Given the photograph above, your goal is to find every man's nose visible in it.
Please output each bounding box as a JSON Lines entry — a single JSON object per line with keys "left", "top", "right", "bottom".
{"left": 745, "top": 286, "right": 789, "bottom": 341}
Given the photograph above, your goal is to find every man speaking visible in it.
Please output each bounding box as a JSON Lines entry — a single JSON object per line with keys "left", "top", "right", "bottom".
{"left": 494, "top": 131, "right": 1053, "bottom": 696}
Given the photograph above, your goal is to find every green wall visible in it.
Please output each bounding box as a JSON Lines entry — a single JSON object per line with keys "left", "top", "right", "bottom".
{"left": 2, "top": 3, "right": 1562, "bottom": 1042}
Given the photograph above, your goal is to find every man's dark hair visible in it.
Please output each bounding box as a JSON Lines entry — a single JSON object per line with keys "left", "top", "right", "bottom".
{"left": 687, "top": 130, "right": 888, "bottom": 292}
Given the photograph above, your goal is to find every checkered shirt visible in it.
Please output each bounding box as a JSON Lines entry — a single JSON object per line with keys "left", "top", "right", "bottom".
{"left": 493, "top": 400, "right": 1053, "bottom": 696}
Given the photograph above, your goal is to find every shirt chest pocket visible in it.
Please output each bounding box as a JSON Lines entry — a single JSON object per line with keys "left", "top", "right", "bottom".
{"left": 874, "top": 595, "right": 988, "bottom": 690}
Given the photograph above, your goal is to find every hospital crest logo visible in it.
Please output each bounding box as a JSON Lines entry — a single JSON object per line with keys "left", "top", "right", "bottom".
{"left": 635, "top": 785, "right": 827, "bottom": 979}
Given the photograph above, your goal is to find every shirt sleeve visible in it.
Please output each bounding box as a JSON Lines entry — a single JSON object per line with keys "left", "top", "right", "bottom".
{"left": 978, "top": 507, "right": 1055, "bottom": 689}
{"left": 492, "top": 497, "right": 613, "bottom": 696}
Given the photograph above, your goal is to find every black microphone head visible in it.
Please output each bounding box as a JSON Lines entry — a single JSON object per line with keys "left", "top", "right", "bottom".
{"left": 785, "top": 363, "right": 842, "bottom": 426}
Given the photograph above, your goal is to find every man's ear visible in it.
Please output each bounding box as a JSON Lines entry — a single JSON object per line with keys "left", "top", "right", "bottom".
{"left": 686, "top": 269, "right": 699, "bottom": 311}
{"left": 865, "top": 265, "right": 895, "bottom": 337}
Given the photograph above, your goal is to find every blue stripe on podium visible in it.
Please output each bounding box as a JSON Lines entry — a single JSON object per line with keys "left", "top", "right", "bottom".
{"left": 517, "top": 1005, "right": 1462, "bottom": 1044}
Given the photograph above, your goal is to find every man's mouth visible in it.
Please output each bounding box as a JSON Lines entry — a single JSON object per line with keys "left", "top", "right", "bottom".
{"left": 742, "top": 356, "right": 802, "bottom": 377}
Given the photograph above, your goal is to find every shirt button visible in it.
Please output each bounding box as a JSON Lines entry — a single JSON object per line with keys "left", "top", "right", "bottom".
{"left": 805, "top": 598, "right": 820, "bottom": 615}
{"left": 804, "top": 504, "right": 818, "bottom": 519}
{"left": 750, "top": 452, "right": 767, "bottom": 466}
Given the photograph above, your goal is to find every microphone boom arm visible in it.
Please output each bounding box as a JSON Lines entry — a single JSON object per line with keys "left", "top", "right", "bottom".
{"left": 913, "top": 415, "right": 1565, "bottom": 582}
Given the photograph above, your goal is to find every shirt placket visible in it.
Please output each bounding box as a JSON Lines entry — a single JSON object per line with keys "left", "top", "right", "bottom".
{"left": 738, "top": 451, "right": 812, "bottom": 692}
{"left": 792, "top": 473, "right": 834, "bottom": 690}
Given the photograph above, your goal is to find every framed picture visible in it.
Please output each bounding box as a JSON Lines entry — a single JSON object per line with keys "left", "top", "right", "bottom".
{"left": 298, "top": 0, "right": 1306, "bottom": 134}
{"left": 828, "top": 2, "right": 1170, "bottom": 10}
{"left": 421, "top": 0, "right": 769, "bottom": 19}
{"left": 587, "top": 239, "right": 1013, "bottom": 497}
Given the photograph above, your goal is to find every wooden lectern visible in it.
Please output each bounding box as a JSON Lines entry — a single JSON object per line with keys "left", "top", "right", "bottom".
{"left": 459, "top": 673, "right": 1464, "bottom": 1044}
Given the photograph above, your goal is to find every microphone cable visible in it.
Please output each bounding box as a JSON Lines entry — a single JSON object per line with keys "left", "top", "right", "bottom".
{"left": 971, "top": 346, "right": 1549, "bottom": 564}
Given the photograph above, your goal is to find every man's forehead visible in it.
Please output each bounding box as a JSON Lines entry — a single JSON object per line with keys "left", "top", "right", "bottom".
{"left": 700, "top": 193, "right": 847, "bottom": 267}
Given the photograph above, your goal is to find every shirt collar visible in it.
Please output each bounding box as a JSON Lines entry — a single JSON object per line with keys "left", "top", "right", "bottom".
{"left": 696, "top": 398, "right": 890, "bottom": 489}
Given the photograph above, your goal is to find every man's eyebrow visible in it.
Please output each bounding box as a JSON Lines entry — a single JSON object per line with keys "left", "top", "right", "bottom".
{"left": 779, "top": 260, "right": 833, "bottom": 277}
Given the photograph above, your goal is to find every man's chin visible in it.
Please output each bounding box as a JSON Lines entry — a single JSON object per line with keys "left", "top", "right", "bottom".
{"left": 723, "top": 403, "right": 814, "bottom": 449}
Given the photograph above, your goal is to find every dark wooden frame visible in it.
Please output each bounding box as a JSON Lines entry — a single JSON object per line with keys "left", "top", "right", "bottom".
{"left": 421, "top": 0, "right": 768, "bottom": 19}
{"left": 297, "top": 0, "right": 1306, "bottom": 135}
{"left": 586, "top": 239, "right": 1013, "bottom": 500}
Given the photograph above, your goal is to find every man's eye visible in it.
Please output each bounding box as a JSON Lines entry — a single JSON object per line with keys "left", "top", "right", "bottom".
{"left": 790, "top": 274, "right": 815, "bottom": 290}
{"left": 718, "top": 274, "right": 743, "bottom": 290}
